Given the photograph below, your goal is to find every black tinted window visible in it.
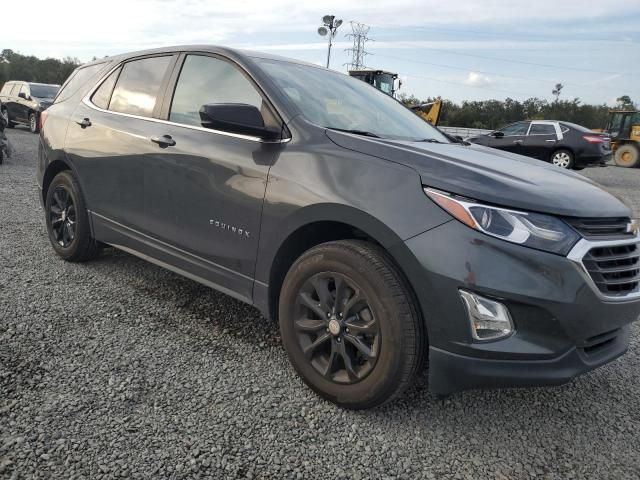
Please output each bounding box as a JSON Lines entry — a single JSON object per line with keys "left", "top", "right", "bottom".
{"left": 529, "top": 124, "right": 555, "bottom": 135}
{"left": 55, "top": 63, "right": 106, "bottom": 104}
{"left": 499, "top": 122, "right": 529, "bottom": 136}
{"left": 109, "top": 56, "right": 172, "bottom": 117}
{"left": 169, "top": 55, "right": 263, "bottom": 127}
{"left": 91, "top": 67, "right": 120, "bottom": 110}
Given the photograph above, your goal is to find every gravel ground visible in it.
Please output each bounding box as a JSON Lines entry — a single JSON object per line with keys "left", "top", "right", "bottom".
{"left": 1, "top": 128, "right": 640, "bottom": 479}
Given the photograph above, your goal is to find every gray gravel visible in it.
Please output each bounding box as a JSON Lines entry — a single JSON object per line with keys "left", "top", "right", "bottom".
{"left": 1, "top": 127, "right": 640, "bottom": 479}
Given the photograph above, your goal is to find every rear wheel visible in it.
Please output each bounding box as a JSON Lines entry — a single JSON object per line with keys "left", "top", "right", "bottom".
{"left": 45, "top": 171, "right": 100, "bottom": 262}
{"left": 551, "top": 149, "right": 574, "bottom": 169}
{"left": 29, "top": 112, "right": 39, "bottom": 133}
{"left": 614, "top": 144, "right": 639, "bottom": 168}
{"left": 279, "top": 240, "right": 425, "bottom": 409}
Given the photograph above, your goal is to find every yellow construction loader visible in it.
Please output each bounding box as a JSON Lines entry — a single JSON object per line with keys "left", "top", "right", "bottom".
{"left": 606, "top": 110, "right": 640, "bottom": 167}
{"left": 348, "top": 69, "right": 442, "bottom": 126}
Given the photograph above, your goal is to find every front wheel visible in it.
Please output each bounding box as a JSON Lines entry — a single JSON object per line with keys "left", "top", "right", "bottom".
{"left": 29, "top": 112, "right": 39, "bottom": 133}
{"left": 45, "top": 171, "right": 100, "bottom": 262}
{"left": 614, "top": 144, "right": 639, "bottom": 168}
{"left": 551, "top": 149, "right": 574, "bottom": 169}
{"left": 279, "top": 240, "right": 425, "bottom": 409}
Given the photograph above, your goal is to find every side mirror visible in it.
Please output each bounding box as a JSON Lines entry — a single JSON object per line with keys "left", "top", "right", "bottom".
{"left": 18, "top": 92, "right": 27, "bottom": 100}
{"left": 491, "top": 131, "right": 504, "bottom": 138}
{"left": 199, "top": 103, "right": 281, "bottom": 141}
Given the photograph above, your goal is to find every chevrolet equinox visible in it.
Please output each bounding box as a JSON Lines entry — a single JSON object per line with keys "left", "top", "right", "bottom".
{"left": 38, "top": 46, "right": 640, "bottom": 409}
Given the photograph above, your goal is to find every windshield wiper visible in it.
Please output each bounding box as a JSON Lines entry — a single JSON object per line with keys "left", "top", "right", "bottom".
{"left": 418, "top": 138, "right": 444, "bottom": 143}
{"left": 325, "top": 127, "right": 381, "bottom": 138}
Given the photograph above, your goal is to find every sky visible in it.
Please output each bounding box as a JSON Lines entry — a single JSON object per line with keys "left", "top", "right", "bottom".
{"left": 1, "top": 0, "right": 639, "bottom": 105}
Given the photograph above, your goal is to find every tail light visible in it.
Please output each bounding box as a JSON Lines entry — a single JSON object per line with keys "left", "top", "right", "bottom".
{"left": 583, "top": 135, "right": 604, "bottom": 144}
{"left": 39, "top": 110, "right": 49, "bottom": 131}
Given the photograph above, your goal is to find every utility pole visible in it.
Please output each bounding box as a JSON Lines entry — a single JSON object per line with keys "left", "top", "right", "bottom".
{"left": 345, "top": 21, "right": 371, "bottom": 71}
{"left": 317, "top": 15, "right": 343, "bottom": 69}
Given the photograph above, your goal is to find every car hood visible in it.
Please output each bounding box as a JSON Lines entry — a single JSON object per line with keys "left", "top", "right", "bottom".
{"left": 326, "top": 131, "right": 631, "bottom": 218}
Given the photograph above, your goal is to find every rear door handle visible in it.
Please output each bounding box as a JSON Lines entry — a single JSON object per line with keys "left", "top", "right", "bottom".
{"left": 151, "top": 135, "right": 176, "bottom": 148}
{"left": 76, "top": 118, "right": 91, "bottom": 128}
{"left": 513, "top": 139, "right": 523, "bottom": 145}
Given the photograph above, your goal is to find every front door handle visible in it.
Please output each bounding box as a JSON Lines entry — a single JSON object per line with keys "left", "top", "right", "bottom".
{"left": 76, "top": 118, "right": 92, "bottom": 128}
{"left": 151, "top": 135, "right": 176, "bottom": 148}
{"left": 513, "top": 139, "right": 523, "bottom": 145}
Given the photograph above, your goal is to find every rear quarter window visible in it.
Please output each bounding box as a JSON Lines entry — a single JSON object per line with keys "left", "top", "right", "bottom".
{"left": 54, "top": 62, "right": 108, "bottom": 104}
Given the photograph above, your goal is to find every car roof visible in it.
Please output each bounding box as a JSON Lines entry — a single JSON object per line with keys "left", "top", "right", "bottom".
{"left": 26, "top": 82, "right": 60, "bottom": 87}
{"left": 82, "top": 45, "right": 319, "bottom": 68}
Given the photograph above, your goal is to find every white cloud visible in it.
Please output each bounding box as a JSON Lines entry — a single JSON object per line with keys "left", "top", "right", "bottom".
{"left": 0, "top": 0, "right": 637, "bottom": 60}
{"left": 464, "top": 72, "right": 492, "bottom": 87}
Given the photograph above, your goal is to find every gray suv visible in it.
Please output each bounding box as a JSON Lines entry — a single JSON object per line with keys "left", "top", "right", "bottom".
{"left": 37, "top": 46, "right": 640, "bottom": 409}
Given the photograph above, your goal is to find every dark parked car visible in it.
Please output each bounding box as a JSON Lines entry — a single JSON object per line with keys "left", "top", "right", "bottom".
{"left": 0, "top": 81, "right": 59, "bottom": 133}
{"left": 37, "top": 46, "right": 640, "bottom": 409}
{"left": 467, "top": 120, "right": 611, "bottom": 169}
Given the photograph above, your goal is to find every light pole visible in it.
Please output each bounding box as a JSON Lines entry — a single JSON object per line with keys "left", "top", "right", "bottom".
{"left": 317, "top": 15, "right": 343, "bottom": 69}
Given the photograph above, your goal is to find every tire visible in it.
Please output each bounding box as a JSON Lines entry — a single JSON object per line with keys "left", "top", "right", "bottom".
{"left": 550, "top": 149, "right": 574, "bottom": 169}
{"left": 2, "top": 108, "right": 14, "bottom": 128}
{"left": 29, "top": 112, "right": 39, "bottom": 134}
{"left": 278, "top": 240, "right": 425, "bottom": 409}
{"left": 614, "top": 144, "right": 639, "bottom": 168}
{"left": 45, "top": 171, "right": 99, "bottom": 262}
{"left": 0, "top": 149, "right": 3, "bottom": 165}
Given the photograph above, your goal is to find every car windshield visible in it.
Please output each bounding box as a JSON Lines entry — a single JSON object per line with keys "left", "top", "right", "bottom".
{"left": 29, "top": 85, "right": 59, "bottom": 99}
{"left": 256, "top": 58, "right": 450, "bottom": 143}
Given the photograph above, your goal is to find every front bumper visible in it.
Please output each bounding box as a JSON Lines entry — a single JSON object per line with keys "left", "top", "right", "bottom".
{"left": 394, "top": 220, "right": 640, "bottom": 395}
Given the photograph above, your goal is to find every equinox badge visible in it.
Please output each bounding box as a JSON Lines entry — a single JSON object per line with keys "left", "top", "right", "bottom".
{"left": 210, "top": 219, "right": 250, "bottom": 238}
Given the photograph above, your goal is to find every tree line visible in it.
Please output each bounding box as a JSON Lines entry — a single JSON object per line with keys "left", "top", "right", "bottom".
{"left": 0, "top": 49, "right": 80, "bottom": 89}
{"left": 399, "top": 93, "right": 637, "bottom": 130}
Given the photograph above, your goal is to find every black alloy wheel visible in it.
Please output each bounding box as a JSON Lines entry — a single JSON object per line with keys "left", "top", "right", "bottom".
{"left": 45, "top": 171, "right": 100, "bottom": 262}
{"left": 279, "top": 240, "right": 425, "bottom": 409}
{"left": 294, "top": 272, "right": 380, "bottom": 384}
{"left": 49, "top": 185, "right": 76, "bottom": 248}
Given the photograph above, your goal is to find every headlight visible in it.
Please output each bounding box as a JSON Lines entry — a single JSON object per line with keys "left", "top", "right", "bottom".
{"left": 424, "top": 187, "right": 580, "bottom": 255}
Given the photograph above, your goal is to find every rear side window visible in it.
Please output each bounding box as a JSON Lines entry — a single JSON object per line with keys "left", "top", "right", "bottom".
{"left": 169, "top": 55, "right": 264, "bottom": 127}
{"left": 55, "top": 63, "right": 107, "bottom": 104}
{"left": 109, "top": 56, "right": 172, "bottom": 117}
{"left": 91, "top": 67, "right": 121, "bottom": 110}
{"left": 10, "top": 84, "right": 21, "bottom": 96}
{"left": 529, "top": 124, "right": 555, "bottom": 135}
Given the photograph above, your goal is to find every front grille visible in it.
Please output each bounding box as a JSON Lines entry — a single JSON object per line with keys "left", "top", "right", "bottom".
{"left": 582, "top": 243, "right": 640, "bottom": 296}
{"left": 567, "top": 217, "right": 633, "bottom": 239}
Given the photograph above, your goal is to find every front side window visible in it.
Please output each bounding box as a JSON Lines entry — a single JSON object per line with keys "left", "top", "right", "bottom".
{"left": 109, "top": 56, "right": 172, "bottom": 117}
{"left": 19, "top": 84, "right": 29, "bottom": 98}
{"left": 498, "top": 122, "right": 529, "bottom": 136}
{"left": 256, "top": 58, "right": 450, "bottom": 143}
{"left": 528, "top": 124, "right": 555, "bottom": 135}
{"left": 169, "top": 55, "right": 263, "bottom": 127}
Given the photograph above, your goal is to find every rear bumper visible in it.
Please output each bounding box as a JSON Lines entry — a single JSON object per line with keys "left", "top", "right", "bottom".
{"left": 576, "top": 151, "right": 611, "bottom": 167}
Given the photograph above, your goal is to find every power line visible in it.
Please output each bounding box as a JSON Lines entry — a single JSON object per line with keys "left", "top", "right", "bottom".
{"left": 372, "top": 45, "right": 620, "bottom": 74}
{"left": 370, "top": 52, "right": 607, "bottom": 90}
{"left": 402, "top": 72, "right": 546, "bottom": 99}
{"left": 344, "top": 21, "right": 371, "bottom": 70}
